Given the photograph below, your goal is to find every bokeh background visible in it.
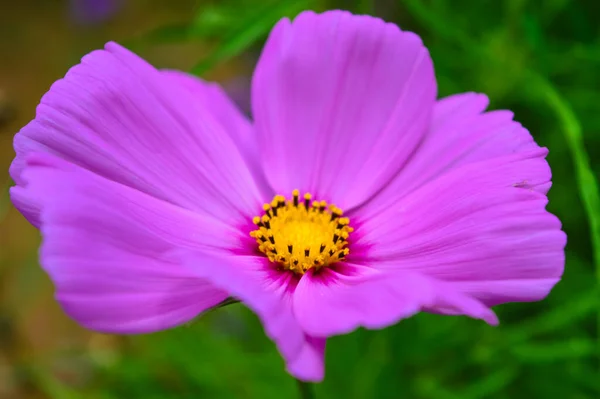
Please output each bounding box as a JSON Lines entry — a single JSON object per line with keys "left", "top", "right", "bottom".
{"left": 0, "top": 0, "right": 598, "bottom": 398}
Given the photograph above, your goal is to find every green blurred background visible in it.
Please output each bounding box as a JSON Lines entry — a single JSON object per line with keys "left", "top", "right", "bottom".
{"left": 0, "top": 0, "right": 598, "bottom": 398}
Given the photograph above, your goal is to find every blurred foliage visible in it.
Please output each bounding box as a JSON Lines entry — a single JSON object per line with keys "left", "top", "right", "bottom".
{"left": 1, "top": 0, "right": 599, "bottom": 398}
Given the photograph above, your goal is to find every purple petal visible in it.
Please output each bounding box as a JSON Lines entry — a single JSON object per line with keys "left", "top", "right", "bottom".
{"left": 162, "top": 71, "right": 272, "bottom": 199}
{"left": 356, "top": 150, "right": 566, "bottom": 308}
{"left": 251, "top": 11, "right": 435, "bottom": 208}
{"left": 423, "top": 280, "right": 499, "bottom": 325}
{"left": 287, "top": 335, "right": 326, "bottom": 381}
{"left": 293, "top": 263, "right": 435, "bottom": 337}
{"left": 359, "top": 92, "right": 548, "bottom": 216}
{"left": 161, "top": 71, "right": 253, "bottom": 147}
{"left": 10, "top": 42, "right": 262, "bottom": 227}
{"left": 12, "top": 153, "right": 238, "bottom": 333}
{"left": 182, "top": 252, "right": 326, "bottom": 382}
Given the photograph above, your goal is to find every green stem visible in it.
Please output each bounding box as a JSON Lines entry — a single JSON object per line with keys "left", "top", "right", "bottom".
{"left": 296, "top": 379, "right": 315, "bottom": 399}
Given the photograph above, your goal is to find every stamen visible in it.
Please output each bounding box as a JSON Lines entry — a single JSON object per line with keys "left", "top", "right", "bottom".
{"left": 277, "top": 195, "right": 286, "bottom": 208}
{"left": 263, "top": 203, "right": 271, "bottom": 218}
{"left": 261, "top": 215, "right": 271, "bottom": 229}
{"left": 303, "top": 193, "right": 312, "bottom": 209}
{"left": 319, "top": 201, "right": 326, "bottom": 213}
{"left": 250, "top": 190, "right": 353, "bottom": 275}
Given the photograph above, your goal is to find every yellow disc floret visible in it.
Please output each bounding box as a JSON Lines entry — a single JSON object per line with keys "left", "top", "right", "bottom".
{"left": 250, "top": 190, "right": 353, "bottom": 274}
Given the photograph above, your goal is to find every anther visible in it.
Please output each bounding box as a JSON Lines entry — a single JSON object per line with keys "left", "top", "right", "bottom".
{"left": 319, "top": 243, "right": 326, "bottom": 253}
{"left": 293, "top": 189, "right": 300, "bottom": 207}
{"left": 268, "top": 233, "right": 275, "bottom": 244}
{"left": 304, "top": 247, "right": 310, "bottom": 257}
{"left": 260, "top": 215, "right": 271, "bottom": 229}
{"left": 319, "top": 201, "right": 326, "bottom": 213}
{"left": 304, "top": 193, "right": 312, "bottom": 209}
{"left": 288, "top": 244, "right": 293, "bottom": 254}
{"left": 336, "top": 218, "right": 350, "bottom": 229}
{"left": 333, "top": 232, "right": 340, "bottom": 244}
{"left": 263, "top": 203, "right": 271, "bottom": 217}
{"left": 277, "top": 195, "right": 286, "bottom": 208}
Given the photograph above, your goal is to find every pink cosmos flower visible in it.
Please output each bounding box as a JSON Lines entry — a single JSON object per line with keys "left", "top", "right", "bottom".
{"left": 10, "top": 11, "right": 566, "bottom": 382}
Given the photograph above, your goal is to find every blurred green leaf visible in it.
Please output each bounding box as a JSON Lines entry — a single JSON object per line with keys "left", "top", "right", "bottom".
{"left": 460, "top": 367, "right": 518, "bottom": 399}
{"left": 567, "top": 365, "right": 600, "bottom": 393}
{"left": 351, "top": 333, "right": 389, "bottom": 399}
{"left": 503, "top": 287, "right": 598, "bottom": 342}
{"left": 355, "top": 0, "right": 375, "bottom": 14}
{"left": 191, "top": 0, "right": 313, "bottom": 75}
{"left": 133, "top": 22, "right": 194, "bottom": 44}
{"left": 527, "top": 72, "right": 600, "bottom": 270}
{"left": 510, "top": 338, "right": 597, "bottom": 362}
{"left": 414, "top": 375, "right": 462, "bottom": 399}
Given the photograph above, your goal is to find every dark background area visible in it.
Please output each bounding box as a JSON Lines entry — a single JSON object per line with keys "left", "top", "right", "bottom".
{"left": 0, "top": 0, "right": 598, "bottom": 398}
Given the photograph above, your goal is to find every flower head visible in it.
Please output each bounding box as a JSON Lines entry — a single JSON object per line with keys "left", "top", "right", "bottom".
{"left": 10, "top": 11, "right": 566, "bottom": 382}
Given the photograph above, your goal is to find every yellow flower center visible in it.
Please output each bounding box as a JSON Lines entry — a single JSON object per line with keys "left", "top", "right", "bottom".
{"left": 250, "top": 190, "right": 353, "bottom": 275}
